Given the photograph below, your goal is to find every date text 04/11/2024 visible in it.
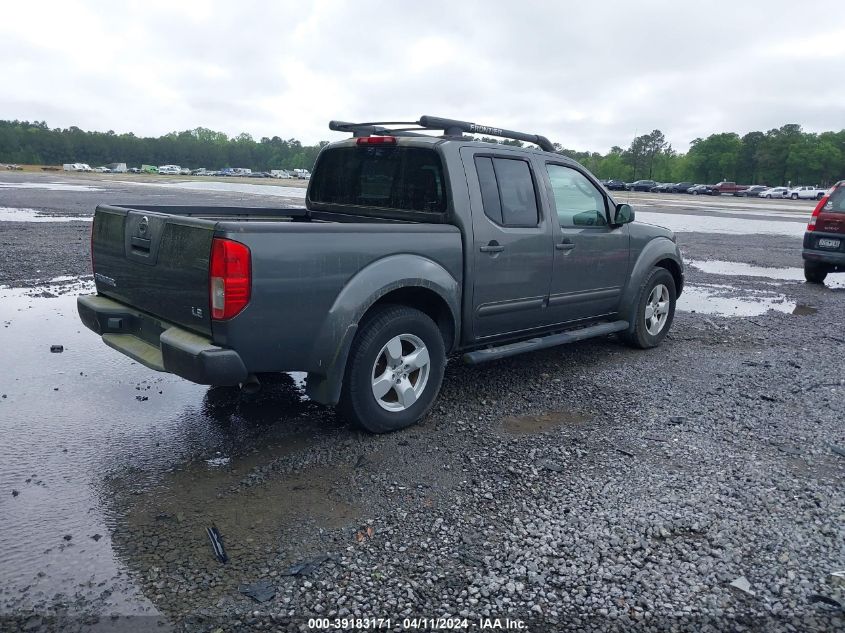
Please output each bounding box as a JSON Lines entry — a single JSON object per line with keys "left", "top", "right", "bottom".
{"left": 307, "top": 617, "right": 527, "bottom": 630}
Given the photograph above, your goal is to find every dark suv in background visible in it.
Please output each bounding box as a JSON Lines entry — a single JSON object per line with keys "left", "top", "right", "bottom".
{"left": 627, "top": 179, "right": 658, "bottom": 192}
{"left": 804, "top": 181, "right": 845, "bottom": 283}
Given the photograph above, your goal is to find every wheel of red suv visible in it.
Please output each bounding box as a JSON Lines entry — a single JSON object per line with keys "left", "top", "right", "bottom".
{"left": 622, "top": 267, "right": 677, "bottom": 349}
{"left": 804, "top": 262, "right": 828, "bottom": 284}
{"left": 340, "top": 305, "right": 445, "bottom": 433}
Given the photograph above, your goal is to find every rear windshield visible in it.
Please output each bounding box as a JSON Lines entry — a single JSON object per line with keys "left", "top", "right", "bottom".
{"left": 309, "top": 146, "right": 447, "bottom": 213}
{"left": 826, "top": 186, "right": 845, "bottom": 213}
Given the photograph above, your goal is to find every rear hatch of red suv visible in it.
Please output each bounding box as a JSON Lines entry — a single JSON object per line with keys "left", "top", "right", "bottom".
{"left": 804, "top": 182, "right": 845, "bottom": 266}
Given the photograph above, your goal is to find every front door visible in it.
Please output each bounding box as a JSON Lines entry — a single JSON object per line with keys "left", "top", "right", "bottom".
{"left": 542, "top": 162, "right": 631, "bottom": 325}
{"left": 460, "top": 148, "right": 554, "bottom": 340}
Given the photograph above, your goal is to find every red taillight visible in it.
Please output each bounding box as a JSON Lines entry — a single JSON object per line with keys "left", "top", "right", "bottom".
{"left": 209, "top": 238, "right": 251, "bottom": 320}
{"left": 807, "top": 186, "right": 835, "bottom": 231}
{"left": 356, "top": 136, "right": 397, "bottom": 145}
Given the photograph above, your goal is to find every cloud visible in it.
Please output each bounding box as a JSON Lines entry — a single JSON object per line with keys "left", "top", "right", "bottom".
{"left": 0, "top": 0, "right": 842, "bottom": 152}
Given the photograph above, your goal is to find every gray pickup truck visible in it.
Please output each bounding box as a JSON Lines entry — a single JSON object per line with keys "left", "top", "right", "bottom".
{"left": 78, "top": 116, "right": 684, "bottom": 433}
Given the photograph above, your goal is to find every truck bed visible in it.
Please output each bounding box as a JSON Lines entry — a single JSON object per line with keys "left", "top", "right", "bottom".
{"left": 88, "top": 203, "right": 463, "bottom": 374}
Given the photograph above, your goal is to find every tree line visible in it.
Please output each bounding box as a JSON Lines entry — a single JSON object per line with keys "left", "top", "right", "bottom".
{"left": 0, "top": 120, "right": 326, "bottom": 171}
{"left": 1, "top": 120, "right": 843, "bottom": 185}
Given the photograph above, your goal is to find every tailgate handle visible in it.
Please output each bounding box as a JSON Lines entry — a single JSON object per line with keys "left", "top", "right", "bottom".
{"left": 130, "top": 236, "right": 152, "bottom": 253}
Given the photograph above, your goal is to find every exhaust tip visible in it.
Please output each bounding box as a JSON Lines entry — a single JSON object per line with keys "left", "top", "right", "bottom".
{"left": 240, "top": 374, "right": 261, "bottom": 395}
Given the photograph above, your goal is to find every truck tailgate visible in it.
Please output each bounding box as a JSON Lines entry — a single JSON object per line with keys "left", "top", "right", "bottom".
{"left": 91, "top": 205, "right": 214, "bottom": 335}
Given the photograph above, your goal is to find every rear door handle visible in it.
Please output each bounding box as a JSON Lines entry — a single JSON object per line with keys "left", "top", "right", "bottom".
{"left": 480, "top": 241, "right": 504, "bottom": 253}
{"left": 555, "top": 240, "right": 576, "bottom": 251}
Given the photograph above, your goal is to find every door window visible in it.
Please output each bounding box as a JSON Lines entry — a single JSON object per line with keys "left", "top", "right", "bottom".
{"left": 546, "top": 164, "right": 608, "bottom": 227}
{"left": 474, "top": 156, "right": 539, "bottom": 227}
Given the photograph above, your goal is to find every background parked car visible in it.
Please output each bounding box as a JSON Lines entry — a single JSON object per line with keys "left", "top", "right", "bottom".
{"left": 711, "top": 181, "right": 747, "bottom": 195}
{"left": 604, "top": 179, "right": 627, "bottom": 191}
{"left": 759, "top": 187, "right": 789, "bottom": 198}
{"left": 788, "top": 185, "right": 827, "bottom": 200}
{"left": 627, "top": 179, "right": 658, "bottom": 191}
{"left": 158, "top": 165, "right": 181, "bottom": 175}
{"left": 687, "top": 184, "right": 716, "bottom": 195}
{"left": 669, "top": 181, "right": 694, "bottom": 193}
{"left": 271, "top": 170, "right": 293, "bottom": 179}
{"left": 736, "top": 185, "right": 768, "bottom": 197}
{"left": 650, "top": 183, "right": 673, "bottom": 193}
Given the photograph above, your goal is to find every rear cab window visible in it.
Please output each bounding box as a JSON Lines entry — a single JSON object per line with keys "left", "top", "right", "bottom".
{"left": 308, "top": 145, "right": 447, "bottom": 215}
{"left": 473, "top": 156, "right": 539, "bottom": 227}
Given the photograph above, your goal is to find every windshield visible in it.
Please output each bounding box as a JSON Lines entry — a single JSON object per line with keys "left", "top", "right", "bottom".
{"left": 309, "top": 146, "right": 447, "bottom": 213}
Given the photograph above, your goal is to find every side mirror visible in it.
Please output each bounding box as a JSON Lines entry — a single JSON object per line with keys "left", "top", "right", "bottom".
{"left": 614, "top": 203, "right": 635, "bottom": 225}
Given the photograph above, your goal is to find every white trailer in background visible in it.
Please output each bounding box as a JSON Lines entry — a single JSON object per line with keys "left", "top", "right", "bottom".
{"left": 105, "top": 163, "right": 127, "bottom": 173}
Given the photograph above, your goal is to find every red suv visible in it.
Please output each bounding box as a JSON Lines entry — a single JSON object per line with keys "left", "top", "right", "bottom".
{"left": 803, "top": 181, "right": 845, "bottom": 283}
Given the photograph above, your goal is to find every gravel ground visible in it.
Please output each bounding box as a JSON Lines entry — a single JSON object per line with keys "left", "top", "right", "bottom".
{"left": 1, "top": 175, "right": 842, "bottom": 632}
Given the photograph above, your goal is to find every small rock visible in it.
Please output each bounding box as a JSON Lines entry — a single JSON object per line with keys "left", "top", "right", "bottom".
{"left": 50, "top": 345, "right": 64, "bottom": 353}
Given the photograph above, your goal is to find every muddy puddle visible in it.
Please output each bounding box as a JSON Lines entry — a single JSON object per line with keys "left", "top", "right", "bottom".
{"left": 678, "top": 284, "right": 797, "bottom": 317}
{"left": 0, "top": 182, "right": 104, "bottom": 192}
{"left": 0, "top": 285, "right": 347, "bottom": 615}
{"left": 0, "top": 206, "right": 93, "bottom": 222}
{"left": 688, "top": 259, "right": 845, "bottom": 289}
{"left": 118, "top": 180, "right": 308, "bottom": 199}
{"left": 635, "top": 211, "right": 806, "bottom": 238}
{"left": 501, "top": 409, "right": 592, "bottom": 434}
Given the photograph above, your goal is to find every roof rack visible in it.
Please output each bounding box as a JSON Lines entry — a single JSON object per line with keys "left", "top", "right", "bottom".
{"left": 328, "top": 116, "right": 556, "bottom": 152}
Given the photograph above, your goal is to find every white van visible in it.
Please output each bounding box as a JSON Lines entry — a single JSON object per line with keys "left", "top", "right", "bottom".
{"left": 158, "top": 165, "right": 181, "bottom": 175}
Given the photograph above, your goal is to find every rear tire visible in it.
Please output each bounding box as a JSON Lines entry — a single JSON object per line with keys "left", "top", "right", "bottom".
{"left": 804, "top": 262, "right": 828, "bottom": 284}
{"left": 339, "top": 305, "right": 445, "bottom": 433}
{"left": 622, "top": 268, "right": 677, "bottom": 349}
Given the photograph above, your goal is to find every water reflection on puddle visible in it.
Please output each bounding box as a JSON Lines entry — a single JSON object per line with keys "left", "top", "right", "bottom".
{"left": 679, "top": 284, "right": 795, "bottom": 316}
{"left": 0, "top": 182, "right": 103, "bottom": 192}
{"left": 0, "top": 207, "right": 92, "bottom": 222}
{"left": 688, "top": 259, "right": 845, "bottom": 289}
{"left": 636, "top": 211, "right": 806, "bottom": 238}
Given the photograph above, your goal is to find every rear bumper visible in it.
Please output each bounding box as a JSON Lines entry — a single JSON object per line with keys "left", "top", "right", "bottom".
{"left": 802, "top": 231, "right": 845, "bottom": 268}
{"left": 77, "top": 294, "right": 248, "bottom": 385}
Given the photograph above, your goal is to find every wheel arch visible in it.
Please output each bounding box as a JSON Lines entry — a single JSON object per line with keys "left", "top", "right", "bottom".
{"left": 304, "top": 254, "right": 460, "bottom": 406}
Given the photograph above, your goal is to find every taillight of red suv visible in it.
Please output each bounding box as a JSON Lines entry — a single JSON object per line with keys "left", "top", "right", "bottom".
{"left": 806, "top": 183, "right": 837, "bottom": 231}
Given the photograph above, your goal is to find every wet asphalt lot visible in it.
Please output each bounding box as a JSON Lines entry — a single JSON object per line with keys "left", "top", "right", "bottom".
{"left": 0, "top": 172, "right": 843, "bottom": 632}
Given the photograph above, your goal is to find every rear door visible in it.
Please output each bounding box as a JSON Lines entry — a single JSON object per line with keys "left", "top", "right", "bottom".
{"left": 541, "top": 162, "right": 631, "bottom": 325}
{"left": 91, "top": 206, "right": 215, "bottom": 334}
{"left": 460, "top": 147, "right": 554, "bottom": 340}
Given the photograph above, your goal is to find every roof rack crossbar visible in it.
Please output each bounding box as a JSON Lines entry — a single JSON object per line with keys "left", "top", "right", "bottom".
{"left": 329, "top": 116, "right": 556, "bottom": 152}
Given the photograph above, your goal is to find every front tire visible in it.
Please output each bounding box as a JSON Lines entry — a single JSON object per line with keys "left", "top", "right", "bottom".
{"left": 622, "top": 268, "right": 677, "bottom": 349}
{"left": 791, "top": 193, "right": 799, "bottom": 200}
{"left": 339, "top": 305, "right": 445, "bottom": 433}
{"left": 804, "top": 262, "right": 828, "bottom": 284}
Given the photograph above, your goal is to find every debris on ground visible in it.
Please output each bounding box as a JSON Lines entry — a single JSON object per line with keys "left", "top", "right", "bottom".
{"left": 830, "top": 444, "right": 845, "bottom": 459}
{"left": 536, "top": 459, "right": 565, "bottom": 472}
{"left": 238, "top": 579, "right": 275, "bottom": 603}
{"left": 62, "top": 535, "right": 72, "bottom": 541}
{"left": 809, "top": 594, "right": 844, "bottom": 612}
{"left": 49, "top": 345, "right": 63, "bottom": 353}
{"left": 206, "top": 526, "right": 228, "bottom": 564}
{"left": 354, "top": 526, "right": 375, "bottom": 542}
{"left": 281, "top": 554, "right": 333, "bottom": 577}
{"left": 729, "top": 576, "right": 756, "bottom": 596}
{"left": 11, "top": 489, "right": 19, "bottom": 497}
{"left": 830, "top": 571, "right": 845, "bottom": 586}
{"left": 90, "top": 534, "right": 102, "bottom": 542}
{"left": 615, "top": 446, "right": 635, "bottom": 457}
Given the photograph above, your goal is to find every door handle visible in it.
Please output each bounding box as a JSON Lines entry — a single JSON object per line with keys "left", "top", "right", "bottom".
{"left": 555, "top": 240, "right": 576, "bottom": 251}
{"left": 480, "top": 241, "right": 504, "bottom": 253}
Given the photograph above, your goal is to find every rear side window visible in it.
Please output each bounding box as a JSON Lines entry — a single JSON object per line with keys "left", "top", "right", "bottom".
{"left": 826, "top": 186, "right": 845, "bottom": 213}
{"left": 309, "top": 146, "right": 446, "bottom": 213}
{"left": 473, "top": 156, "right": 539, "bottom": 227}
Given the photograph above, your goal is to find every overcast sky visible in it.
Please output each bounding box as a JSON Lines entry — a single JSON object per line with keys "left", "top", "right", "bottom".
{"left": 2, "top": 0, "right": 843, "bottom": 153}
